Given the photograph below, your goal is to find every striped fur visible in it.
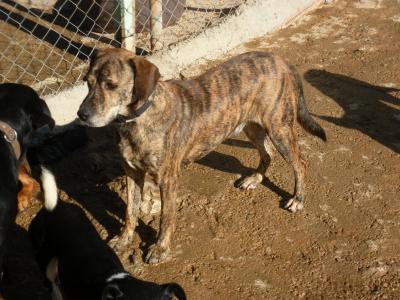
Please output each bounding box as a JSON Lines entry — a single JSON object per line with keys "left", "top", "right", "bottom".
{"left": 78, "top": 49, "right": 326, "bottom": 264}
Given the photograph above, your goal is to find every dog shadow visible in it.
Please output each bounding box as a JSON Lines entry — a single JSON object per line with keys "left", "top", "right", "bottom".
{"left": 48, "top": 126, "right": 127, "bottom": 240}
{"left": 136, "top": 219, "right": 158, "bottom": 257}
{"left": 222, "top": 138, "right": 254, "bottom": 149}
{"left": 1, "top": 225, "right": 50, "bottom": 300}
{"left": 44, "top": 127, "right": 290, "bottom": 251}
{"left": 197, "top": 150, "right": 292, "bottom": 204}
{"left": 48, "top": 126, "right": 158, "bottom": 246}
{"left": 304, "top": 69, "right": 400, "bottom": 153}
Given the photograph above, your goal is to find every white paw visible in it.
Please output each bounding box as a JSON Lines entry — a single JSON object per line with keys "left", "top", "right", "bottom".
{"left": 285, "top": 198, "right": 304, "bottom": 212}
{"left": 238, "top": 175, "right": 262, "bottom": 190}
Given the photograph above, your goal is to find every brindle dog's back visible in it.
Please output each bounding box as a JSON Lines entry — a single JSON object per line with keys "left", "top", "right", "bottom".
{"left": 163, "top": 52, "right": 299, "bottom": 162}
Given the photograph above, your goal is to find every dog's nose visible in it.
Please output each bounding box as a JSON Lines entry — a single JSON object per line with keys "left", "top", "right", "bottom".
{"left": 78, "top": 108, "right": 89, "bottom": 121}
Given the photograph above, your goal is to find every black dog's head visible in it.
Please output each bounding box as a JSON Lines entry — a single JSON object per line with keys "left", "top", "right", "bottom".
{"left": 102, "top": 276, "right": 186, "bottom": 300}
{"left": 0, "top": 83, "right": 55, "bottom": 131}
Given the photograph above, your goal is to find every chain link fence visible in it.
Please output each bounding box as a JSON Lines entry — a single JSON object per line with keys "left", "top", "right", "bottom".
{"left": 0, "top": 0, "right": 244, "bottom": 95}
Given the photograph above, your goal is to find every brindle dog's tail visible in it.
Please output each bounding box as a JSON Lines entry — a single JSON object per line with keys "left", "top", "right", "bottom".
{"left": 295, "top": 73, "right": 327, "bottom": 141}
{"left": 297, "top": 94, "right": 326, "bottom": 141}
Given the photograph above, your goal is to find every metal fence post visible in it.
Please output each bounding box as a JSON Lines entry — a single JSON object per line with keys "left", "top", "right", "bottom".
{"left": 120, "top": 0, "right": 136, "bottom": 51}
{"left": 150, "top": 0, "right": 163, "bottom": 51}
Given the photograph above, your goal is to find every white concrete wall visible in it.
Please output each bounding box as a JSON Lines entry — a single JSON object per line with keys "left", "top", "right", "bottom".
{"left": 44, "top": 0, "right": 322, "bottom": 125}
{"left": 44, "top": 82, "right": 87, "bottom": 126}
{"left": 149, "top": 0, "right": 322, "bottom": 78}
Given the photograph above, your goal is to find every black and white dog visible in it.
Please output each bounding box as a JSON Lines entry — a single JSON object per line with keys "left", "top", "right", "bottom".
{"left": 29, "top": 197, "right": 186, "bottom": 300}
{"left": 0, "top": 83, "right": 57, "bottom": 278}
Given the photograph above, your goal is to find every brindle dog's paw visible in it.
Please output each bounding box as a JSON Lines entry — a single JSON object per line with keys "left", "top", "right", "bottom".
{"left": 285, "top": 197, "right": 304, "bottom": 212}
{"left": 108, "top": 231, "right": 133, "bottom": 252}
{"left": 145, "top": 245, "right": 170, "bottom": 264}
{"left": 237, "top": 174, "right": 263, "bottom": 190}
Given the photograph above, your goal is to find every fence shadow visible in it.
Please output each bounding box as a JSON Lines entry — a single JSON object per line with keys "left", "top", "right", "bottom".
{"left": 0, "top": 1, "right": 148, "bottom": 60}
{"left": 47, "top": 126, "right": 126, "bottom": 240}
{"left": 4, "top": 0, "right": 111, "bottom": 36}
{"left": 186, "top": 4, "right": 240, "bottom": 17}
{"left": 0, "top": 3, "right": 95, "bottom": 60}
{"left": 304, "top": 69, "right": 400, "bottom": 153}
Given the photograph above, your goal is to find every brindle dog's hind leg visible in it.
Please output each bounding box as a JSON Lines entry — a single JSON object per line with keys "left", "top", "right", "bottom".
{"left": 268, "top": 125, "right": 306, "bottom": 212}
{"left": 109, "top": 167, "right": 145, "bottom": 251}
{"left": 237, "top": 122, "right": 272, "bottom": 190}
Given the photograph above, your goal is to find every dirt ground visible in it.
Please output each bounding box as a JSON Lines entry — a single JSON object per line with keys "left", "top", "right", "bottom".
{"left": 2, "top": 0, "right": 400, "bottom": 299}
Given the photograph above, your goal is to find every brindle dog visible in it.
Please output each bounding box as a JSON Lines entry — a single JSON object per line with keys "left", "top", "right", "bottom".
{"left": 77, "top": 49, "right": 326, "bottom": 264}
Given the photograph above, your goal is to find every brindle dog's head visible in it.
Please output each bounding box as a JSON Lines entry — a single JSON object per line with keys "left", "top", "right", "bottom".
{"left": 78, "top": 48, "right": 160, "bottom": 127}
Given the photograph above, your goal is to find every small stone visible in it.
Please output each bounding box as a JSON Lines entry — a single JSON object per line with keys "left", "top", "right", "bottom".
{"left": 254, "top": 279, "right": 268, "bottom": 290}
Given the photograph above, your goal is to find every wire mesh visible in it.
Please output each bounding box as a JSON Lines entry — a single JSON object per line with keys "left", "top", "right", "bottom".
{"left": 0, "top": 0, "right": 244, "bottom": 95}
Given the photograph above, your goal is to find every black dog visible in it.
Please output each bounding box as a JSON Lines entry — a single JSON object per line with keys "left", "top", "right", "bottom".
{"left": 29, "top": 197, "right": 186, "bottom": 300}
{"left": 0, "top": 83, "right": 57, "bottom": 277}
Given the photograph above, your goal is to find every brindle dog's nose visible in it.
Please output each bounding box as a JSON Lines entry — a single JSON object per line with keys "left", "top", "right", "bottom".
{"left": 77, "top": 108, "right": 89, "bottom": 121}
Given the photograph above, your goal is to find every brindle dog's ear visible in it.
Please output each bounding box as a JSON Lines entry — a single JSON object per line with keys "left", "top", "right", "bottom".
{"left": 83, "top": 49, "right": 98, "bottom": 81}
{"left": 129, "top": 57, "right": 161, "bottom": 102}
{"left": 89, "top": 48, "right": 98, "bottom": 64}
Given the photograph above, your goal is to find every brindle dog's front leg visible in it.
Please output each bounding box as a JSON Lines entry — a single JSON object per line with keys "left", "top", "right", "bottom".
{"left": 109, "top": 166, "right": 145, "bottom": 252}
{"left": 145, "top": 173, "right": 178, "bottom": 264}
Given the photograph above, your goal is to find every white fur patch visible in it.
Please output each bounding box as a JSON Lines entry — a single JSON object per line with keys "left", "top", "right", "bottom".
{"left": 106, "top": 272, "right": 131, "bottom": 283}
{"left": 41, "top": 166, "right": 58, "bottom": 211}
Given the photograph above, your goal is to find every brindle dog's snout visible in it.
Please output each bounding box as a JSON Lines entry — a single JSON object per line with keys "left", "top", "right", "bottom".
{"left": 77, "top": 105, "right": 90, "bottom": 121}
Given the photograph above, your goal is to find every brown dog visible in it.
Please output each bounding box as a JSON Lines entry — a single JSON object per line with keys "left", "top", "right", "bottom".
{"left": 77, "top": 49, "right": 326, "bottom": 264}
{"left": 17, "top": 159, "right": 36, "bottom": 212}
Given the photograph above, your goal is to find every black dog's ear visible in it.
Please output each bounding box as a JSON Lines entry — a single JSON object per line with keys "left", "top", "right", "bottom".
{"left": 161, "top": 283, "right": 187, "bottom": 300}
{"left": 102, "top": 284, "right": 124, "bottom": 300}
{"left": 129, "top": 57, "right": 160, "bottom": 102}
{"left": 28, "top": 99, "right": 55, "bottom": 129}
{"left": 31, "top": 112, "right": 55, "bottom": 130}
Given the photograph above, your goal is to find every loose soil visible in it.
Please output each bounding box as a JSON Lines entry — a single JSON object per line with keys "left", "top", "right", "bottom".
{"left": 2, "top": 0, "right": 400, "bottom": 299}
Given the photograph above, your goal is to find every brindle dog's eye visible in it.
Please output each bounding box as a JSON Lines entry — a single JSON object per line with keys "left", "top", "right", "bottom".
{"left": 106, "top": 81, "right": 118, "bottom": 90}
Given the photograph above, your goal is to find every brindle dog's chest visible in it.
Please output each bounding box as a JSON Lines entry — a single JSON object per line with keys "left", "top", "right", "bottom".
{"left": 117, "top": 124, "right": 163, "bottom": 174}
